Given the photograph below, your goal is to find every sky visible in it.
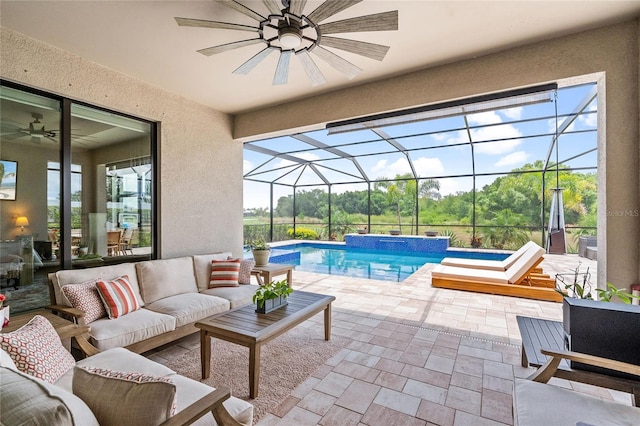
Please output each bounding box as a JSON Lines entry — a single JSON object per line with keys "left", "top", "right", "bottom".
{"left": 243, "top": 83, "right": 598, "bottom": 210}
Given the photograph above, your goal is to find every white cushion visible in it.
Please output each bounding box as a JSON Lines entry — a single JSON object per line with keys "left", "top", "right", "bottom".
{"left": 169, "top": 374, "right": 254, "bottom": 426}
{"left": 86, "top": 309, "right": 176, "bottom": 351}
{"left": 145, "top": 293, "right": 230, "bottom": 327}
{"left": 193, "top": 252, "right": 233, "bottom": 292}
{"left": 201, "top": 285, "right": 259, "bottom": 309}
{"left": 136, "top": 257, "right": 199, "bottom": 304}
{"left": 54, "top": 263, "right": 144, "bottom": 307}
{"left": 1, "top": 367, "right": 99, "bottom": 426}
{"left": 513, "top": 378, "right": 640, "bottom": 426}
{"left": 61, "top": 279, "right": 107, "bottom": 323}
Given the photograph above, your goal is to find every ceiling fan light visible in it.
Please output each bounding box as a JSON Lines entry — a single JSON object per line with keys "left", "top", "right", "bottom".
{"left": 279, "top": 27, "right": 302, "bottom": 49}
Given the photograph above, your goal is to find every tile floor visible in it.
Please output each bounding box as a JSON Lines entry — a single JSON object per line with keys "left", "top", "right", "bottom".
{"left": 150, "top": 254, "right": 632, "bottom": 425}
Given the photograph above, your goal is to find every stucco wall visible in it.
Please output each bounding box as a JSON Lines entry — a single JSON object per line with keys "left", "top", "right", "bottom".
{"left": 235, "top": 20, "right": 640, "bottom": 291}
{"left": 0, "top": 26, "right": 244, "bottom": 258}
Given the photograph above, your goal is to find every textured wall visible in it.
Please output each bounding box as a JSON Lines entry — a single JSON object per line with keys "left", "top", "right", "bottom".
{"left": 235, "top": 20, "right": 640, "bottom": 291}
{"left": 0, "top": 27, "right": 243, "bottom": 258}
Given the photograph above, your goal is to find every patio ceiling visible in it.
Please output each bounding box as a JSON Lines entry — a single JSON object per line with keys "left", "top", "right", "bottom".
{"left": 1, "top": 1, "right": 638, "bottom": 115}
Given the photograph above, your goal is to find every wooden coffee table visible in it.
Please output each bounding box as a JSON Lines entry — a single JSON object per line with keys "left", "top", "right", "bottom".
{"left": 250, "top": 263, "right": 295, "bottom": 286}
{"left": 195, "top": 290, "right": 335, "bottom": 398}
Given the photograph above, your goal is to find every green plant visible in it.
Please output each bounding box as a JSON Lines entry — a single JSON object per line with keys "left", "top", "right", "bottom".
{"left": 287, "top": 227, "right": 319, "bottom": 240}
{"left": 252, "top": 279, "right": 293, "bottom": 307}
{"left": 594, "top": 282, "right": 638, "bottom": 304}
{"left": 556, "top": 264, "right": 639, "bottom": 303}
{"left": 248, "top": 237, "right": 270, "bottom": 251}
{"left": 440, "top": 229, "right": 460, "bottom": 247}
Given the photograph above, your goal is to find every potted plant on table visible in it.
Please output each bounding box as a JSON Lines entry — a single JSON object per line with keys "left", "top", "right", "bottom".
{"left": 252, "top": 279, "right": 293, "bottom": 314}
{"left": 249, "top": 238, "right": 271, "bottom": 267}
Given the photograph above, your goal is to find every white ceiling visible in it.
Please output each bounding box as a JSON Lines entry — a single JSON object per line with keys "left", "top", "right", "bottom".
{"left": 2, "top": 1, "right": 639, "bottom": 115}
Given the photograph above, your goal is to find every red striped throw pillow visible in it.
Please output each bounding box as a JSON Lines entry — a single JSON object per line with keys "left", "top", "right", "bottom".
{"left": 209, "top": 259, "right": 241, "bottom": 288}
{"left": 96, "top": 275, "right": 141, "bottom": 319}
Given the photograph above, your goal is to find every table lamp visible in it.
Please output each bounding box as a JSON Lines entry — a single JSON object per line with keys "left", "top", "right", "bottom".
{"left": 15, "top": 216, "right": 29, "bottom": 234}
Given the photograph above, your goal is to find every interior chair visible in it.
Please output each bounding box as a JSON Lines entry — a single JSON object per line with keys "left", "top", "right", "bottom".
{"left": 441, "top": 241, "right": 539, "bottom": 271}
{"left": 513, "top": 348, "right": 640, "bottom": 425}
{"left": 106, "top": 230, "right": 122, "bottom": 256}
{"left": 431, "top": 244, "right": 562, "bottom": 302}
{"left": 119, "top": 228, "right": 135, "bottom": 256}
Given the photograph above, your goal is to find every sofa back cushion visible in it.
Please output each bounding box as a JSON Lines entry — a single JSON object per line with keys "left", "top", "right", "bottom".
{"left": 192, "top": 252, "right": 233, "bottom": 292}
{"left": 1, "top": 367, "right": 99, "bottom": 426}
{"left": 53, "top": 263, "right": 143, "bottom": 307}
{"left": 73, "top": 366, "right": 176, "bottom": 426}
{"left": 135, "top": 257, "right": 198, "bottom": 304}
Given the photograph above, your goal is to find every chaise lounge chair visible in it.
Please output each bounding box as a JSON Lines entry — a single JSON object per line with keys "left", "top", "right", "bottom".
{"left": 441, "top": 241, "right": 539, "bottom": 271}
{"left": 431, "top": 244, "right": 562, "bottom": 302}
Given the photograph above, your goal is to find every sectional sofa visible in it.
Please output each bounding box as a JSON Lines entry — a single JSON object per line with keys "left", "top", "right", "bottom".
{"left": 47, "top": 252, "right": 259, "bottom": 353}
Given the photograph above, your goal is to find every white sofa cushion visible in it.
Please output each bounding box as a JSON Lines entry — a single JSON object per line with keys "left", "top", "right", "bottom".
{"left": 169, "top": 374, "right": 253, "bottom": 426}
{"left": 59, "top": 348, "right": 253, "bottom": 426}
{"left": 136, "top": 257, "right": 199, "bottom": 304}
{"left": 86, "top": 309, "right": 176, "bottom": 351}
{"left": 1, "top": 366, "right": 99, "bottom": 426}
{"left": 513, "top": 378, "right": 640, "bottom": 426}
{"left": 193, "top": 252, "right": 233, "bottom": 292}
{"left": 54, "top": 263, "right": 144, "bottom": 308}
{"left": 201, "top": 284, "right": 259, "bottom": 309}
{"left": 145, "top": 293, "right": 230, "bottom": 327}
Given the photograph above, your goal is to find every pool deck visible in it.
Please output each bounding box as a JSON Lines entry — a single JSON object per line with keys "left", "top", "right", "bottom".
{"left": 150, "top": 252, "right": 620, "bottom": 426}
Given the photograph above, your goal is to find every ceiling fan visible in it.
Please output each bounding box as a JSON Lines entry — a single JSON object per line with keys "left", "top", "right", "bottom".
{"left": 175, "top": 0, "right": 398, "bottom": 86}
{"left": 1, "top": 113, "right": 57, "bottom": 144}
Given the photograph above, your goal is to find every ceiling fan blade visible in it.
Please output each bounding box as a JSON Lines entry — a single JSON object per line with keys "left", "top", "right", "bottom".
{"left": 174, "top": 17, "right": 258, "bottom": 33}
{"left": 288, "top": 0, "right": 308, "bottom": 16}
{"left": 198, "top": 39, "right": 264, "bottom": 56}
{"left": 320, "top": 36, "right": 390, "bottom": 61}
{"left": 318, "top": 10, "right": 398, "bottom": 35}
{"left": 307, "top": 0, "right": 361, "bottom": 24}
{"left": 273, "top": 50, "right": 292, "bottom": 85}
{"left": 1, "top": 132, "right": 24, "bottom": 140}
{"left": 296, "top": 50, "right": 327, "bottom": 86}
{"left": 219, "top": 0, "right": 266, "bottom": 22}
{"left": 233, "top": 47, "right": 278, "bottom": 75}
{"left": 311, "top": 46, "right": 362, "bottom": 79}
{"left": 262, "top": 0, "right": 282, "bottom": 15}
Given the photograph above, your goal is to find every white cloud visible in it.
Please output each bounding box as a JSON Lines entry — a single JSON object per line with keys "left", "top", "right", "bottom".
{"left": 495, "top": 151, "right": 528, "bottom": 167}
{"left": 371, "top": 159, "right": 389, "bottom": 174}
{"left": 413, "top": 157, "right": 445, "bottom": 175}
{"left": 500, "top": 107, "right": 523, "bottom": 120}
{"left": 467, "top": 111, "right": 502, "bottom": 125}
{"left": 243, "top": 159, "right": 253, "bottom": 174}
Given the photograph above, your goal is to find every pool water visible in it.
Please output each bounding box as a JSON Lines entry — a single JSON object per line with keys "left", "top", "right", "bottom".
{"left": 269, "top": 243, "right": 508, "bottom": 282}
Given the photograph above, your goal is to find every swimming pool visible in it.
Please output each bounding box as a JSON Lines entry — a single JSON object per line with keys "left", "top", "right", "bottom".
{"left": 265, "top": 242, "right": 508, "bottom": 282}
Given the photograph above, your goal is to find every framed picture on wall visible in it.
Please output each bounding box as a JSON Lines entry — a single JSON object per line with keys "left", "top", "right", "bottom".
{"left": 0, "top": 160, "right": 18, "bottom": 201}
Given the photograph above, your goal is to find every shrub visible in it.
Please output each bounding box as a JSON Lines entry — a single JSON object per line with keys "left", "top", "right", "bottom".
{"left": 287, "top": 227, "right": 319, "bottom": 240}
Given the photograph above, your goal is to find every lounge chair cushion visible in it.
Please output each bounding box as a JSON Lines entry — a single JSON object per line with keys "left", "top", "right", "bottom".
{"left": 513, "top": 378, "right": 640, "bottom": 425}
{"left": 441, "top": 241, "right": 537, "bottom": 271}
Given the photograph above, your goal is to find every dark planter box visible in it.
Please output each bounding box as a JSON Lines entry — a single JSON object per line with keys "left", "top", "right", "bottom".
{"left": 255, "top": 296, "right": 288, "bottom": 314}
{"left": 563, "top": 297, "right": 640, "bottom": 380}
